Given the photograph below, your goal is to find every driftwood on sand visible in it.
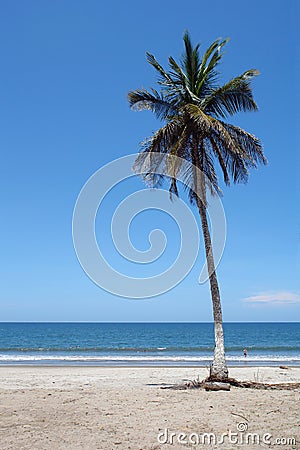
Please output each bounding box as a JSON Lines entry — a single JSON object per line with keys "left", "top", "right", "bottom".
{"left": 203, "top": 382, "right": 231, "bottom": 391}
{"left": 161, "top": 376, "right": 300, "bottom": 391}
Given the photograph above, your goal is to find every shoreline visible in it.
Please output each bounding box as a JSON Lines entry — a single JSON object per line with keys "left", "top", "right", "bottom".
{"left": 0, "top": 363, "right": 300, "bottom": 368}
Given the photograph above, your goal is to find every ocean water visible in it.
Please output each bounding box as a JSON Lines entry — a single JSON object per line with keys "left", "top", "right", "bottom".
{"left": 0, "top": 322, "right": 299, "bottom": 366}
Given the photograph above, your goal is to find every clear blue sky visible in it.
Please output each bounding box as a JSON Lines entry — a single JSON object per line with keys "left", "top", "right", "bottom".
{"left": 1, "top": 0, "right": 299, "bottom": 322}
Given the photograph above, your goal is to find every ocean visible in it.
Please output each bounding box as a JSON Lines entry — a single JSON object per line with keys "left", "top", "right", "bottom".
{"left": 0, "top": 322, "right": 299, "bottom": 366}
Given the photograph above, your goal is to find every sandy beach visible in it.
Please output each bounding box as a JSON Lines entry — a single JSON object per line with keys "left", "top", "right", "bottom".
{"left": 0, "top": 366, "right": 299, "bottom": 449}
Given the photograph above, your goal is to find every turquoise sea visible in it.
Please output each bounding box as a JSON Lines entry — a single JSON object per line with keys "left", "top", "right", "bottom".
{"left": 0, "top": 322, "right": 299, "bottom": 366}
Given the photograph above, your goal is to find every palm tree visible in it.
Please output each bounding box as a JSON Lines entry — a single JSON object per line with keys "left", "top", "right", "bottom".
{"left": 128, "top": 32, "right": 267, "bottom": 381}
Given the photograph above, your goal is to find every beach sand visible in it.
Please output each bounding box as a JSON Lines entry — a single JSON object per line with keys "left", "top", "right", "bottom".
{"left": 0, "top": 366, "right": 299, "bottom": 449}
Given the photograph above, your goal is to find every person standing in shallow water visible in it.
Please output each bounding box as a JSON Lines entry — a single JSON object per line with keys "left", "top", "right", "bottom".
{"left": 243, "top": 348, "right": 248, "bottom": 358}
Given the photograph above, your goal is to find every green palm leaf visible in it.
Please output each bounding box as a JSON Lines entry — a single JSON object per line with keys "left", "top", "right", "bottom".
{"left": 203, "top": 70, "right": 260, "bottom": 117}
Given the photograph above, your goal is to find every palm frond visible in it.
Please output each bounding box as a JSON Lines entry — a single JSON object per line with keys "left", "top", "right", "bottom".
{"left": 169, "top": 177, "right": 179, "bottom": 199}
{"left": 182, "top": 104, "right": 245, "bottom": 161}
{"left": 203, "top": 70, "right": 260, "bottom": 117}
{"left": 133, "top": 151, "right": 166, "bottom": 188}
{"left": 182, "top": 31, "right": 200, "bottom": 92}
{"left": 146, "top": 52, "right": 174, "bottom": 85}
{"left": 196, "top": 38, "right": 229, "bottom": 96}
{"left": 128, "top": 88, "right": 177, "bottom": 119}
{"left": 209, "top": 117, "right": 249, "bottom": 160}
{"left": 211, "top": 134, "right": 249, "bottom": 183}
{"left": 222, "top": 123, "right": 267, "bottom": 165}
{"left": 182, "top": 103, "right": 214, "bottom": 133}
{"left": 202, "top": 143, "right": 222, "bottom": 195}
{"left": 133, "top": 118, "right": 186, "bottom": 187}
{"left": 168, "top": 56, "right": 201, "bottom": 104}
{"left": 208, "top": 137, "right": 230, "bottom": 186}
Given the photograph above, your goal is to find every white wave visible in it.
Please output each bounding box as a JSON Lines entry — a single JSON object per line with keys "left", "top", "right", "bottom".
{"left": 0, "top": 354, "right": 300, "bottom": 362}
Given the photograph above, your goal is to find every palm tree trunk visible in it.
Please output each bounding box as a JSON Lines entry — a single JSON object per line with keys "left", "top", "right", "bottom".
{"left": 192, "top": 137, "right": 228, "bottom": 381}
{"left": 197, "top": 199, "right": 228, "bottom": 381}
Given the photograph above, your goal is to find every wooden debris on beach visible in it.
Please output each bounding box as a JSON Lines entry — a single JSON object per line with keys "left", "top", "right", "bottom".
{"left": 160, "top": 377, "right": 300, "bottom": 391}
{"left": 226, "top": 378, "right": 300, "bottom": 390}
{"left": 203, "top": 382, "right": 231, "bottom": 391}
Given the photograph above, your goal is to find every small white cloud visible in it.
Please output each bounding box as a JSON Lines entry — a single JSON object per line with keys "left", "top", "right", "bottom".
{"left": 243, "top": 291, "right": 300, "bottom": 305}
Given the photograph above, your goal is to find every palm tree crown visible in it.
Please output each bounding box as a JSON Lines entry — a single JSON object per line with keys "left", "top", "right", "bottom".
{"left": 128, "top": 32, "right": 267, "bottom": 199}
